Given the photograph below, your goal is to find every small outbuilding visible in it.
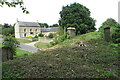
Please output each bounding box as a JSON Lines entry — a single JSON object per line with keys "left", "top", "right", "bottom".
{"left": 67, "top": 27, "right": 76, "bottom": 37}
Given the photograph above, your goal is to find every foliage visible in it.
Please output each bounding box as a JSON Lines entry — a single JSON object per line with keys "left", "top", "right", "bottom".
{"left": 27, "top": 35, "right": 33, "bottom": 37}
{"left": 2, "top": 33, "right": 119, "bottom": 78}
{"left": 112, "top": 24, "right": 120, "bottom": 43}
{"left": 39, "top": 23, "right": 49, "bottom": 28}
{"left": 0, "top": 24, "right": 3, "bottom": 34}
{"left": 2, "top": 35, "right": 20, "bottom": 59}
{"left": 99, "top": 18, "right": 120, "bottom": 43}
{"left": 0, "top": 34, "right": 3, "bottom": 38}
{"left": 59, "top": 3, "right": 96, "bottom": 35}
{"left": 2, "top": 27, "right": 14, "bottom": 36}
{"left": 34, "top": 35, "right": 38, "bottom": 38}
{"left": 38, "top": 33, "right": 44, "bottom": 37}
{"left": 50, "top": 26, "right": 70, "bottom": 46}
{"left": 2, "top": 24, "right": 14, "bottom": 36}
{"left": 47, "top": 33, "right": 54, "bottom": 38}
{"left": 0, "top": 0, "right": 29, "bottom": 14}
{"left": 50, "top": 24, "right": 59, "bottom": 27}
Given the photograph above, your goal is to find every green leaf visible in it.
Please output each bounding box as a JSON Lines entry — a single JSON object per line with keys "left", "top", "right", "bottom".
{"left": 26, "top": 11, "right": 29, "bottom": 14}
{"left": 23, "top": 10, "right": 25, "bottom": 13}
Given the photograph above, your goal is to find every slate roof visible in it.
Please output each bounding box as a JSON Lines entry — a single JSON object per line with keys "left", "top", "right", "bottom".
{"left": 41, "top": 27, "right": 59, "bottom": 32}
{"left": 18, "top": 21, "right": 40, "bottom": 27}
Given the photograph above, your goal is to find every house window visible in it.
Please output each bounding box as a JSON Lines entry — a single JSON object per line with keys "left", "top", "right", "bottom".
{"left": 30, "top": 29, "right": 32, "bottom": 32}
{"left": 35, "top": 29, "right": 37, "bottom": 32}
{"left": 24, "top": 29, "right": 26, "bottom": 32}
{"left": 24, "top": 33, "right": 26, "bottom": 37}
{"left": 30, "top": 32, "right": 33, "bottom": 34}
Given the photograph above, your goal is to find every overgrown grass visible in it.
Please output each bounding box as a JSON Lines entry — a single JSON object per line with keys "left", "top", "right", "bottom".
{"left": 2, "top": 31, "right": 119, "bottom": 78}
{"left": 0, "top": 34, "right": 3, "bottom": 38}
{"left": 56, "top": 31, "right": 101, "bottom": 46}
{"left": 34, "top": 42, "right": 51, "bottom": 49}
{"left": 0, "top": 43, "right": 2, "bottom": 47}
{"left": 74, "top": 31, "right": 101, "bottom": 41}
{"left": 17, "top": 38, "right": 33, "bottom": 43}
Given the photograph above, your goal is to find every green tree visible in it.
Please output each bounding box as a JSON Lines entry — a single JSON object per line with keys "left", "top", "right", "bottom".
{"left": 59, "top": 3, "right": 96, "bottom": 35}
{"left": 50, "top": 24, "right": 59, "bottom": 27}
{"left": 2, "top": 24, "right": 14, "bottom": 36}
{"left": 39, "top": 23, "right": 49, "bottom": 28}
{"left": 2, "top": 35, "right": 20, "bottom": 60}
{"left": 0, "top": 0, "right": 29, "bottom": 14}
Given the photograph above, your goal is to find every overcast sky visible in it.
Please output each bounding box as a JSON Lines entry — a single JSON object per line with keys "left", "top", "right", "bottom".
{"left": 0, "top": 0, "right": 119, "bottom": 29}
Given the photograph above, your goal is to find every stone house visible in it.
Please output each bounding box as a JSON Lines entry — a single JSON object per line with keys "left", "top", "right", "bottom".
{"left": 40, "top": 27, "right": 59, "bottom": 36}
{"left": 15, "top": 21, "right": 40, "bottom": 38}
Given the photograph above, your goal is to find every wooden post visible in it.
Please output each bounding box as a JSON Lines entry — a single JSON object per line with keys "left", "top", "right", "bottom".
{"left": 104, "top": 27, "right": 110, "bottom": 42}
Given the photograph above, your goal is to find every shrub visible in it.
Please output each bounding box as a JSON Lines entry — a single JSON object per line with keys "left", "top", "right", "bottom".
{"left": 112, "top": 24, "right": 120, "bottom": 43}
{"left": 47, "top": 33, "right": 54, "bottom": 38}
{"left": 28, "top": 35, "right": 33, "bottom": 37}
{"left": 34, "top": 35, "right": 38, "bottom": 38}
{"left": 38, "top": 33, "right": 44, "bottom": 37}
{"left": 50, "top": 32, "right": 70, "bottom": 46}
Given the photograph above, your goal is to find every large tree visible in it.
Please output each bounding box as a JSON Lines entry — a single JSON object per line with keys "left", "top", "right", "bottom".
{"left": 2, "top": 23, "right": 14, "bottom": 36}
{"left": 59, "top": 3, "right": 96, "bottom": 35}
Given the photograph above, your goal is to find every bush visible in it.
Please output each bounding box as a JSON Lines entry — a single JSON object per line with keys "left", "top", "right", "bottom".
{"left": 112, "top": 24, "right": 120, "bottom": 43}
{"left": 34, "top": 35, "right": 38, "bottom": 38}
{"left": 49, "top": 26, "right": 71, "bottom": 46}
{"left": 28, "top": 35, "right": 33, "bottom": 37}
{"left": 38, "top": 33, "right": 44, "bottom": 37}
{"left": 50, "top": 32, "right": 70, "bottom": 46}
{"left": 47, "top": 33, "right": 54, "bottom": 38}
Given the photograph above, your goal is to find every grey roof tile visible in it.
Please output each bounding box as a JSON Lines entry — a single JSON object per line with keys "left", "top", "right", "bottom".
{"left": 18, "top": 21, "right": 40, "bottom": 27}
{"left": 41, "top": 27, "right": 59, "bottom": 32}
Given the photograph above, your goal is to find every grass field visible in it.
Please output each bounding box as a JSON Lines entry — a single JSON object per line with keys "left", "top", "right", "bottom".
{"left": 15, "top": 48, "right": 32, "bottom": 58}
{"left": 2, "top": 32, "right": 119, "bottom": 78}
{"left": 34, "top": 42, "right": 51, "bottom": 49}
{"left": 17, "top": 38, "right": 33, "bottom": 43}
